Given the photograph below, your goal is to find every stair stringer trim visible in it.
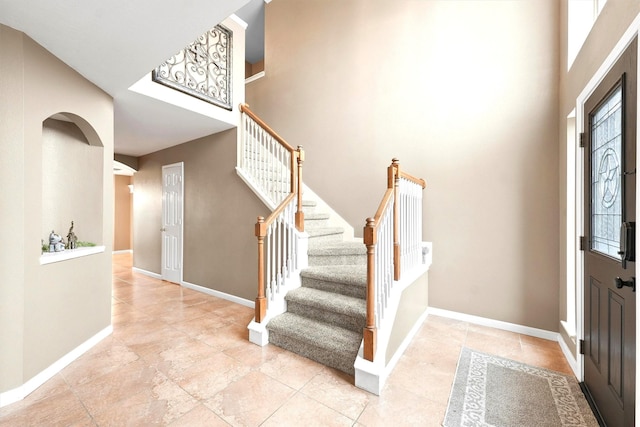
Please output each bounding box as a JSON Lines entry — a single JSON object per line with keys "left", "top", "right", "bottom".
{"left": 354, "top": 242, "right": 432, "bottom": 395}
{"left": 234, "top": 169, "right": 355, "bottom": 244}
{"left": 248, "top": 229, "right": 309, "bottom": 346}
{"left": 235, "top": 166, "right": 278, "bottom": 211}
{"left": 236, "top": 145, "right": 355, "bottom": 242}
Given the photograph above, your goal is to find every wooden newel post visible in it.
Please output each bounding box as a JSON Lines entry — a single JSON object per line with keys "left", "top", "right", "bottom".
{"left": 295, "top": 146, "right": 305, "bottom": 232}
{"left": 391, "top": 158, "right": 401, "bottom": 281}
{"left": 363, "top": 217, "right": 377, "bottom": 362}
{"left": 255, "top": 216, "right": 267, "bottom": 323}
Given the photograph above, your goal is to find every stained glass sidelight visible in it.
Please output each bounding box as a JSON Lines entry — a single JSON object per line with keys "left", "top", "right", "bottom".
{"left": 591, "top": 85, "right": 623, "bottom": 259}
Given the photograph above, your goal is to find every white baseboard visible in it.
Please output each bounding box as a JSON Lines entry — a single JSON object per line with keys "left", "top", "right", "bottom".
{"left": 132, "top": 267, "right": 162, "bottom": 280}
{"left": 182, "top": 281, "right": 254, "bottom": 308}
{"left": 129, "top": 269, "right": 253, "bottom": 308}
{"left": 112, "top": 249, "right": 132, "bottom": 254}
{"left": 558, "top": 333, "right": 580, "bottom": 378}
{"left": 0, "top": 325, "right": 112, "bottom": 408}
{"left": 427, "top": 307, "right": 559, "bottom": 342}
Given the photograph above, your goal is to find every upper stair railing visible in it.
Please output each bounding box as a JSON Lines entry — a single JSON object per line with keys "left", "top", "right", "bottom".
{"left": 238, "top": 104, "right": 305, "bottom": 324}
{"left": 363, "top": 158, "right": 426, "bottom": 361}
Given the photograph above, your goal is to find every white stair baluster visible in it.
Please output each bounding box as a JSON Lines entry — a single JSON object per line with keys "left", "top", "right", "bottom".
{"left": 266, "top": 225, "right": 272, "bottom": 301}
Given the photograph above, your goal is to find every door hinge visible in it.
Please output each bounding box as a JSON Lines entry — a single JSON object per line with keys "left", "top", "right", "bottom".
{"left": 579, "top": 339, "right": 585, "bottom": 355}
{"left": 579, "top": 132, "right": 585, "bottom": 148}
{"left": 579, "top": 236, "right": 586, "bottom": 251}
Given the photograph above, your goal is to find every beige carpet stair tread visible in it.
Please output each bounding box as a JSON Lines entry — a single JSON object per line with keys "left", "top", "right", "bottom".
{"left": 286, "top": 287, "right": 366, "bottom": 316}
{"left": 305, "top": 212, "right": 330, "bottom": 221}
{"left": 267, "top": 312, "right": 362, "bottom": 354}
{"left": 306, "top": 227, "right": 344, "bottom": 237}
{"left": 301, "top": 265, "right": 367, "bottom": 286}
{"left": 308, "top": 240, "right": 366, "bottom": 256}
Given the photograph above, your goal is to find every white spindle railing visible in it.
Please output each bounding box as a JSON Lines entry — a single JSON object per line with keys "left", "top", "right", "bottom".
{"left": 399, "top": 176, "right": 423, "bottom": 274}
{"left": 239, "top": 104, "right": 306, "bottom": 328}
{"left": 241, "top": 109, "right": 292, "bottom": 208}
{"left": 373, "top": 197, "right": 394, "bottom": 328}
{"left": 363, "top": 159, "right": 426, "bottom": 362}
{"left": 264, "top": 197, "right": 298, "bottom": 303}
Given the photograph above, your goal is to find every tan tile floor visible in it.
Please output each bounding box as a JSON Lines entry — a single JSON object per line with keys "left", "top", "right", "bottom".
{"left": 0, "top": 253, "right": 573, "bottom": 426}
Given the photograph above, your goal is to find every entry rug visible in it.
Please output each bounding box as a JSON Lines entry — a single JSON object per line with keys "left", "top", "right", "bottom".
{"left": 443, "top": 348, "right": 599, "bottom": 427}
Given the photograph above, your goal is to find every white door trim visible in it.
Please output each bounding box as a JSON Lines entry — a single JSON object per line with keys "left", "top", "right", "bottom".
{"left": 161, "top": 161, "right": 184, "bottom": 284}
{"left": 568, "top": 12, "right": 640, "bottom": 417}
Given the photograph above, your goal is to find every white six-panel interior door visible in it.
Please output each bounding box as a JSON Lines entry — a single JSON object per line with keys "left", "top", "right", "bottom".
{"left": 162, "top": 162, "right": 184, "bottom": 284}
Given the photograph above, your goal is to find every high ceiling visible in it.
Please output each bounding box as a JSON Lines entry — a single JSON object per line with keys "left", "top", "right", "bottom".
{"left": 0, "top": 0, "right": 264, "bottom": 157}
{"left": 237, "top": 0, "right": 265, "bottom": 64}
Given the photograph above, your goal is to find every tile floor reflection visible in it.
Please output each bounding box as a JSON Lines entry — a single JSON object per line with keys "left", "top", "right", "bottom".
{"left": 0, "top": 253, "right": 573, "bottom": 426}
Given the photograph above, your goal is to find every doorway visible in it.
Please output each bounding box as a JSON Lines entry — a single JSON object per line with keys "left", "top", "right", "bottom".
{"left": 583, "top": 37, "right": 637, "bottom": 427}
{"left": 161, "top": 162, "right": 184, "bottom": 284}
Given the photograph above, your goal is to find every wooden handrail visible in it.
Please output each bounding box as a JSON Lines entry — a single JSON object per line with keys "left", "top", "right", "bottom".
{"left": 371, "top": 188, "right": 394, "bottom": 223}
{"left": 398, "top": 170, "right": 426, "bottom": 189}
{"left": 258, "top": 193, "right": 297, "bottom": 234}
{"left": 240, "top": 104, "right": 295, "bottom": 153}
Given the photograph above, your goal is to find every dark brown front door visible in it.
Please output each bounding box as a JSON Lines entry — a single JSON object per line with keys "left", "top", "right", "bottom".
{"left": 583, "top": 37, "right": 637, "bottom": 427}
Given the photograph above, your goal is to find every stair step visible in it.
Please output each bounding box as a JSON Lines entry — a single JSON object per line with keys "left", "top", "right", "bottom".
{"left": 286, "top": 287, "right": 366, "bottom": 333}
{"left": 308, "top": 241, "right": 366, "bottom": 266}
{"left": 306, "top": 227, "right": 344, "bottom": 243}
{"left": 305, "top": 212, "right": 330, "bottom": 221}
{"left": 302, "top": 200, "right": 317, "bottom": 214}
{"left": 304, "top": 212, "right": 330, "bottom": 229}
{"left": 267, "top": 312, "right": 362, "bottom": 375}
{"left": 301, "top": 265, "right": 367, "bottom": 299}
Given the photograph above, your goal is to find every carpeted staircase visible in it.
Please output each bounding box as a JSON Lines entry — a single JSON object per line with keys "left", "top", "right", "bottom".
{"left": 266, "top": 200, "right": 367, "bottom": 375}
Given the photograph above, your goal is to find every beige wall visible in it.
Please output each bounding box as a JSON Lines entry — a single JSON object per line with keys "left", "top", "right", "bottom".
{"left": 0, "top": 24, "right": 26, "bottom": 395}
{"left": 42, "top": 119, "right": 104, "bottom": 246}
{"left": 114, "top": 154, "right": 139, "bottom": 171}
{"left": 114, "top": 175, "right": 133, "bottom": 251}
{"left": 247, "top": 0, "right": 561, "bottom": 331}
{"left": 557, "top": 0, "right": 640, "bottom": 354}
{"left": 0, "top": 25, "right": 113, "bottom": 394}
{"left": 245, "top": 60, "right": 265, "bottom": 79}
{"left": 133, "top": 129, "right": 270, "bottom": 300}
{"left": 386, "top": 273, "right": 429, "bottom": 364}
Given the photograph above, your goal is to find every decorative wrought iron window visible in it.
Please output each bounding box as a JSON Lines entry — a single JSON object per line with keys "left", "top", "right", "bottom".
{"left": 152, "top": 25, "right": 232, "bottom": 110}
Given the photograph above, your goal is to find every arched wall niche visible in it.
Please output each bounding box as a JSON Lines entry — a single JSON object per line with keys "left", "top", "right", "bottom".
{"left": 50, "top": 112, "right": 104, "bottom": 147}
{"left": 41, "top": 113, "right": 104, "bottom": 249}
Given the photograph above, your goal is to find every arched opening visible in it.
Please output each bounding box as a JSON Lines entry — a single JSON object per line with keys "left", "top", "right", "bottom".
{"left": 41, "top": 113, "right": 104, "bottom": 251}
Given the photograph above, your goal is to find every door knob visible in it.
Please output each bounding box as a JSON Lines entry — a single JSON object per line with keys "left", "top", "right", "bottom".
{"left": 160, "top": 227, "right": 166, "bottom": 232}
{"left": 615, "top": 277, "right": 635, "bottom": 292}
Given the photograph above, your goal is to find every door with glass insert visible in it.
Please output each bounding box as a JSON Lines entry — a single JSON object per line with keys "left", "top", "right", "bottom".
{"left": 583, "top": 37, "right": 636, "bottom": 427}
